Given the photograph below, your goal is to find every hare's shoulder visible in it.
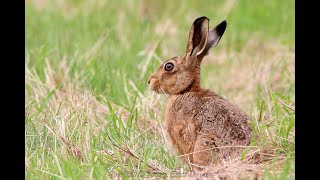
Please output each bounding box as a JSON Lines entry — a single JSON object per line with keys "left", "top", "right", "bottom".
{"left": 167, "top": 90, "right": 251, "bottom": 121}
{"left": 167, "top": 90, "right": 221, "bottom": 109}
{"left": 167, "top": 91, "right": 204, "bottom": 113}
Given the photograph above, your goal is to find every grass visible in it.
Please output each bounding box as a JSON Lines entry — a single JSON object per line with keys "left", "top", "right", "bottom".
{"left": 25, "top": 0, "right": 295, "bottom": 179}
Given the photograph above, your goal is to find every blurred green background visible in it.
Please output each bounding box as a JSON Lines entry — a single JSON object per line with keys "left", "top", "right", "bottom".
{"left": 26, "top": 0, "right": 294, "bottom": 106}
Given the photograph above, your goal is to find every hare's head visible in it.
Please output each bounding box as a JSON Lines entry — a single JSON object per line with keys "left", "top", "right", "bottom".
{"left": 148, "top": 16, "right": 227, "bottom": 95}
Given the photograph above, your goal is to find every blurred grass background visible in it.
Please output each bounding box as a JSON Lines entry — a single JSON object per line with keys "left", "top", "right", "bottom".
{"left": 25, "top": 0, "right": 294, "bottom": 179}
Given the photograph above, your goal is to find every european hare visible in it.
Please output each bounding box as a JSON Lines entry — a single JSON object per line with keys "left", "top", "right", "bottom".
{"left": 148, "top": 16, "right": 252, "bottom": 169}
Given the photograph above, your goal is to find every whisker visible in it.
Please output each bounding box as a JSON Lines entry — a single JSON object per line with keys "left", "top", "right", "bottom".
{"left": 156, "top": 87, "right": 160, "bottom": 94}
{"left": 160, "top": 87, "right": 165, "bottom": 94}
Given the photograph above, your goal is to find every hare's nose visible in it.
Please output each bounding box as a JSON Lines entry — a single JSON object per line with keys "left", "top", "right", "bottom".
{"left": 148, "top": 75, "right": 155, "bottom": 84}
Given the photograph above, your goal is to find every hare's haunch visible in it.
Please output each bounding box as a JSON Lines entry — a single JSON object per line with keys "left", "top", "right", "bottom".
{"left": 148, "top": 16, "right": 252, "bottom": 169}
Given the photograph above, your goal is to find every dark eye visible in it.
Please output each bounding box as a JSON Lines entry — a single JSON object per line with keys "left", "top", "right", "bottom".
{"left": 164, "top": 62, "right": 174, "bottom": 71}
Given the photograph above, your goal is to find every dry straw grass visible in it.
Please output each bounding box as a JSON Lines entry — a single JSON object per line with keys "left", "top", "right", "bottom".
{"left": 26, "top": 56, "right": 128, "bottom": 163}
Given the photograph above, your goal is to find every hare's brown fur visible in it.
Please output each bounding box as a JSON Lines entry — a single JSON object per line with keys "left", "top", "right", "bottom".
{"left": 166, "top": 90, "right": 252, "bottom": 166}
{"left": 148, "top": 17, "right": 252, "bottom": 169}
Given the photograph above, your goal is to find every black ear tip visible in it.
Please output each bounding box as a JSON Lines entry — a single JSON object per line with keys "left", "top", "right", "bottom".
{"left": 220, "top": 20, "right": 227, "bottom": 27}
{"left": 195, "top": 16, "right": 209, "bottom": 23}
{"left": 216, "top": 20, "right": 227, "bottom": 35}
{"left": 199, "top": 16, "right": 209, "bottom": 19}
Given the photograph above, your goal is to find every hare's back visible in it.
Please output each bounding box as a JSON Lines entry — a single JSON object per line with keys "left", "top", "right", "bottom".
{"left": 195, "top": 90, "right": 252, "bottom": 146}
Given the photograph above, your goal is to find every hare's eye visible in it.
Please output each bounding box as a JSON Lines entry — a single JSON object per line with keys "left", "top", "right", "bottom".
{"left": 164, "top": 62, "right": 174, "bottom": 71}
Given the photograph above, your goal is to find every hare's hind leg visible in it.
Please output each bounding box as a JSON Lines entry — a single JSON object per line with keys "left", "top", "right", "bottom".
{"left": 192, "top": 135, "right": 218, "bottom": 168}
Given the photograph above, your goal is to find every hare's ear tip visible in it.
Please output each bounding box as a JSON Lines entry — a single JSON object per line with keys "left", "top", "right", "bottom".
{"left": 216, "top": 20, "right": 227, "bottom": 35}
{"left": 221, "top": 20, "right": 227, "bottom": 26}
{"left": 195, "top": 16, "right": 209, "bottom": 21}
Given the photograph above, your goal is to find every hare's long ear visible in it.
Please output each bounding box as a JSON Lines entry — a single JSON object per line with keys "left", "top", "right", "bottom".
{"left": 202, "top": 20, "right": 227, "bottom": 57}
{"left": 186, "top": 16, "right": 209, "bottom": 58}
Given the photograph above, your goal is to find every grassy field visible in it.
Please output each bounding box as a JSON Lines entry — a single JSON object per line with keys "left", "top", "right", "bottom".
{"left": 25, "top": 0, "right": 295, "bottom": 179}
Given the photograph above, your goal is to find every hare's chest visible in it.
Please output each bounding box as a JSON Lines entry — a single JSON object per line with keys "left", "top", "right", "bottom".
{"left": 165, "top": 95, "right": 201, "bottom": 149}
{"left": 165, "top": 95, "right": 200, "bottom": 123}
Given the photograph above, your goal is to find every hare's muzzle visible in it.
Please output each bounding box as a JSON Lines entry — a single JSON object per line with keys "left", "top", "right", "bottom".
{"left": 148, "top": 76, "right": 158, "bottom": 91}
{"left": 147, "top": 75, "right": 155, "bottom": 85}
{"left": 148, "top": 77, "right": 155, "bottom": 88}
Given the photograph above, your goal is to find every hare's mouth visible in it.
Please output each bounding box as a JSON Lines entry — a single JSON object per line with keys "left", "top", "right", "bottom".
{"left": 155, "top": 87, "right": 165, "bottom": 94}
{"left": 149, "top": 79, "right": 165, "bottom": 94}
{"left": 151, "top": 86, "right": 165, "bottom": 94}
